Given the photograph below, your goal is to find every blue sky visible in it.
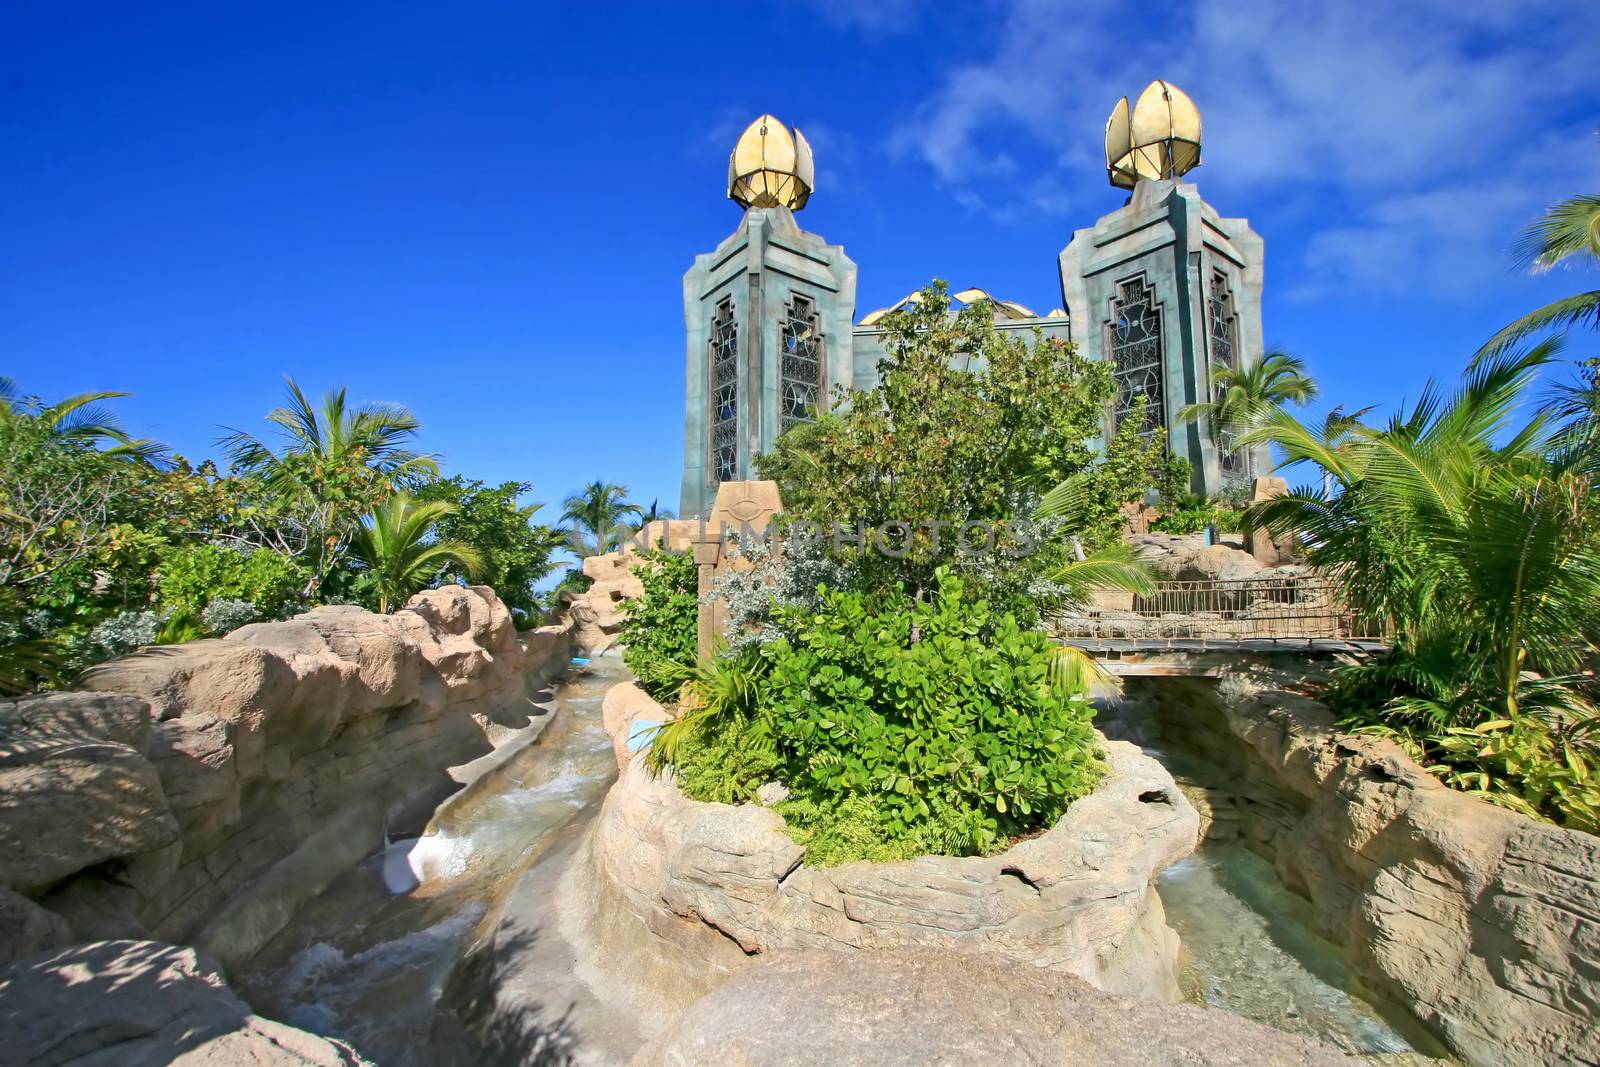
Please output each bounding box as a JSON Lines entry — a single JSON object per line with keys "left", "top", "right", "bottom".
{"left": 4, "top": 0, "right": 1598, "bottom": 518}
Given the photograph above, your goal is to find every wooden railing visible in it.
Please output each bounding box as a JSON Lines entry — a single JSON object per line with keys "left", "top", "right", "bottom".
{"left": 1049, "top": 576, "right": 1387, "bottom": 644}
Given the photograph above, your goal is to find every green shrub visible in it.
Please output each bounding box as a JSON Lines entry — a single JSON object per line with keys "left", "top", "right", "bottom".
{"left": 156, "top": 544, "right": 303, "bottom": 618}
{"left": 1328, "top": 643, "right": 1600, "bottom": 832}
{"left": 1150, "top": 494, "right": 1242, "bottom": 535}
{"left": 657, "top": 569, "right": 1104, "bottom": 864}
{"left": 618, "top": 549, "right": 699, "bottom": 701}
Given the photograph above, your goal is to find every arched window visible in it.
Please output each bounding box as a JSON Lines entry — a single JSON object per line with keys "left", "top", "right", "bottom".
{"left": 1208, "top": 270, "right": 1247, "bottom": 478}
{"left": 709, "top": 297, "right": 739, "bottom": 487}
{"left": 1109, "top": 276, "right": 1165, "bottom": 438}
{"left": 780, "top": 295, "right": 823, "bottom": 430}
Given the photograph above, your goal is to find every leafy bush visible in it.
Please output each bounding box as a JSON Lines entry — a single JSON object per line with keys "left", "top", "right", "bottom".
{"left": 1150, "top": 493, "right": 1242, "bottom": 536}
{"left": 157, "top": 543, "right": 303, "bottom": 618}
{"left": 657, "top": 570, "right": 1104, "bottom": 863}
{"left": 415, "top": 476, "right": 564, "bottom": 620}
{"left": 711, "top": 529, "right": 855, "bottom": 650}
{"left": 91, "top": 610, "right": 161, "bottom": 656}
{"left": 1328, "top": 642, "right": 1600, "bottom": 832}
{"left": 618, "top": 549, "right": 699, "bottom": 701}
{"left": 201, "top": 597, "right": 260, "bottom": 635}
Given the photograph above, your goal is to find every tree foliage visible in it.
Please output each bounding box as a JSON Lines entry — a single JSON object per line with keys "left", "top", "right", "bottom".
{"left": 349, "top": 494, "right": 484, "bottom": 613}
{"left": 218, "top": 378, "right": 438, "bottom": 596}
{"left": 1241, "top": 342, "right": 1600, "bottom": 830}
{"left": 416, "top": 477, "right": 563, "bottom": 622}
{"left": 756, "top": 281, "right": 1175, "bottom": 613}
{"left": 560, "top": 481, "right": 643, "bottom": 558}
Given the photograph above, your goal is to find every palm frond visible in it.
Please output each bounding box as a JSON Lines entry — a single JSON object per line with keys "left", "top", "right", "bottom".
{"left": 1476, "top": 290, "right": 1600, "bottom": 360}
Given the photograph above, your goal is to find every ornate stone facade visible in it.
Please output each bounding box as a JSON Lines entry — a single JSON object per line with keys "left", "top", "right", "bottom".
{"left": 681, "top": 113, "right": 1268, "bottom": 514}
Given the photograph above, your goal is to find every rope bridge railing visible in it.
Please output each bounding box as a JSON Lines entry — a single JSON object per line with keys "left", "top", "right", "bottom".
{"left": 1049, "top": 576, "right": 1388, "bottom": 645}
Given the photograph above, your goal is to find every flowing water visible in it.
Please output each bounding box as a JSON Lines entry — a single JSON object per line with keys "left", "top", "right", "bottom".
{"left": 1160, "top": 843, "right": 1419, "bottom": 1057}
{"left": 1100, "top": 705, "right": 1432, "bottom": 1060}
{"left": 236, "top": 654, "right": 1434, "bottom": 1063}
{"left": 234, "top": 654, "right": 629, "bottom": 1066}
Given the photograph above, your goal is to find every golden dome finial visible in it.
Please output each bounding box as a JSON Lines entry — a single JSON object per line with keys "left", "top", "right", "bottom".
{"left": 728, "top": 114, "right": 814, "bottom": 211}
{"left": 1105, "top": 81, "right": 1202, "bottom": 189}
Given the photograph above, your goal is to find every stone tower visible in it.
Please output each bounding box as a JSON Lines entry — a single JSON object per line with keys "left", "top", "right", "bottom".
{"left": 1058, "top": 81, "right": 1267, "bottom": 496}
{"left": 680, "top": 115, "right": 858, "bottom": 519}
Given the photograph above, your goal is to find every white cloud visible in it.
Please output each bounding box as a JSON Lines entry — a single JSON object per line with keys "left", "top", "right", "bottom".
{"left": 895, "top": 0, "right": 1600, "bottom": 297}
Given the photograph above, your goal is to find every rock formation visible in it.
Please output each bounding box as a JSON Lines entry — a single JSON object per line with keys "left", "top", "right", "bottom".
{"left": 567, "top": 552, "right": 646, "bottom": 654}
{"left": 633, "top": 947, "right": 1359, "bottom": 1067}
{"left": 0, "top": 586, "right": 569, "bottom": 974}
{"left": 0, "top": 939, "right": 371, "bottom": 1065}
{"left": 585, "top": 681, "right": 1199, "bottom": 1014}
{"left": 1119, "top": 669, "right": 1600, "bottom": 1067}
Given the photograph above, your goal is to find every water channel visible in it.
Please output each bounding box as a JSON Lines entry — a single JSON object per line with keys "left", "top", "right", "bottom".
{"left": 236, "top": 654, "right": 1433, "bottom": 1064}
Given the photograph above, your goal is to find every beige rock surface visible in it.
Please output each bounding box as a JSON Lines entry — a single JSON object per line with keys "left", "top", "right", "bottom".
{"left": 632, "top": 948, "right": 1360, "bottom": 1067}
{"left": 0, "top": 692, "right": 179, "bottom": 893}
{"left": 0, "top": 939, "right": 371, "bottom": 1066}
{"left": 1124, "top": 671, "right": 1600, "bottom": 1067}
{"left": 569, "top": 550, "right": 650, "bottom": 653}
{"left": 589, "top": 682, "right": 1198, "bottom": 1010}
{"left": 0, "top": 885, "right": 71, "bottom": 967}
{"left": 1, "top": 587, "right": 572, "bottom": 970}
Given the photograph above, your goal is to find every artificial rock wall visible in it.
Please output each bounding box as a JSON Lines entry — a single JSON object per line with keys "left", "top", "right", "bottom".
{"left": 0, "top": 585, "right": 570, "bottom": 973}
{"left": 1116, "top": 671, "right": 1600, "bottom": 1067}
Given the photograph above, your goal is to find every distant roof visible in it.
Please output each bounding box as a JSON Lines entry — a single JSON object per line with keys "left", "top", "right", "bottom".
{"left": 857, "top": 287, "right": 1066, "bottom": 327}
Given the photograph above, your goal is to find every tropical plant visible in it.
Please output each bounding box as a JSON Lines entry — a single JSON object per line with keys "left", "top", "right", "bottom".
{"left": 655, "top": 570, "right": 1106, "bottom": 864}
{"left": 638, "top": 499, "right": 674, "bottom": 524}
{"left": 1175, "top": 349, "right": 1319, "bottom": 465}
{"left": 416, "top": 477, "right": 564, "bottom": 621}
{"left": 1239, "top": 343, "right": 1600, "bottom": 829}
{"left": 757, "top": 281, "right": 1176, "bottom": 614}
{"left": 218, "top": 378, "right": 438, "bottom": 595}
{"left": 0, "top": 378, "right": 166, "bottom": 461}
{"left": 1478, "top": 188, "right": 1600, "bottom": 359}
{"left": 350, "top": 494, "right": 484, "bottom": 613}
{"left": 156, "top": 543, "right": 303, "bottom": 619}
{"left": 200, "top": 597, "right": 261, "bottom": 635}
{"left": 618, "top": 548, "right": 700, "bottom": 700}
{"left": 559, "top": 481, "right": 642, "bottom": 557}
{"left": 90, "top": 609, "right": 162, "bottom": 657}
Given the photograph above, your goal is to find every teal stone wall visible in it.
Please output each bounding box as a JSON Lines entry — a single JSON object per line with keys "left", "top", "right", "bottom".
{"left": 681, "top": 180, "right": 1267, "bottom": 514}
{"left": 680, "top": 207, "right": 858, "bottom": 519}
{"left": 1058, "top": 179, "right": 1267, "bottom": 496}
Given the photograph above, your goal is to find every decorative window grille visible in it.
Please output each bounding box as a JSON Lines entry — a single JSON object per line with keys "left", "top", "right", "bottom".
{"left": 709, "top": 297, "right": 739, "bottom": 487}
{"left": 1208, "top": 270, "right": 1247, "bottom": 478}
{"left": 780, "top": 295, "right": 823, "bottom": 429}
{"left": 1109, "top": 276, "right": 1165, "bottom": 438}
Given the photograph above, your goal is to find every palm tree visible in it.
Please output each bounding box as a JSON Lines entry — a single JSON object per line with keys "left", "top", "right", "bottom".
{"left": 560, "top": 481, "right": 643, "bottom": 557}
{"left": 639, "top": 499, "right": 675, "bottom": 523}
{"left": 351, "top": 494, "right": 484, "bottom": 613}
{"left": 1176, "top": 351, "right": 1319, "bottom": 472}
{"left": 1478, "top": 190, "right": 1600, "bottom": 358}
{"left": 1240, "top": 342, "right": 1600, "bottom": 721}
{"left": 218, "top": 378, "right": 438, "bottom": 594}
{"left": 0, "top": 377, "right": 166, "bottom": 461}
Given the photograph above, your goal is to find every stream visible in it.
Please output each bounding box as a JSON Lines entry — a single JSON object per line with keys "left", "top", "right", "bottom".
{"left": 234, "top": 653, "right": 628, "bottom": 1066}
{"left": 235, "top": 654, "right": 1429, "bottom": 1064}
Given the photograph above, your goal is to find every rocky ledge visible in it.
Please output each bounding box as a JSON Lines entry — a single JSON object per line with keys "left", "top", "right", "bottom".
{"left": 0, "top": 939, "right": 371, "bottom": 1066}
{"left": 0, "top": 585, "right": 570, "bottom": 973}
{"left": 582, "top": 681, "right": 1200, "bottom": 1015}
{"left": 1124, "top": 669, "right": 1600, "bottom": 1067}
{"left": 634, "top": 948, "right": 1359, "bottom": 1067}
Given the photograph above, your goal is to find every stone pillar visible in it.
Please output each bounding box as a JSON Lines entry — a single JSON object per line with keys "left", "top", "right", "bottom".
{"left": 692, "top": 480, "right": 784, "bottom": 662}
{"left": 689, "top": 532, "right": 721, "bottom": 665}
{"left": 1247, "top": 475, "right": 1293, "bottom": 565}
